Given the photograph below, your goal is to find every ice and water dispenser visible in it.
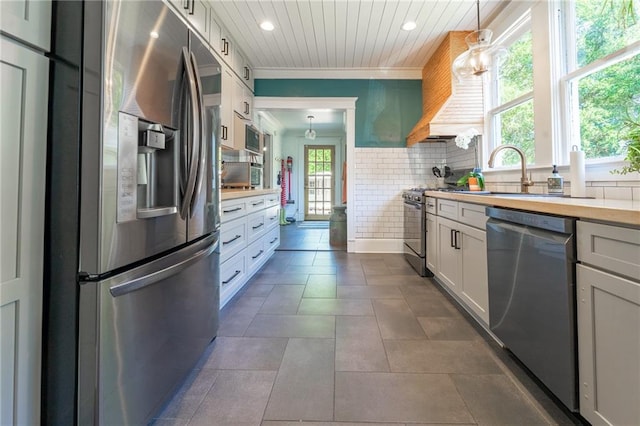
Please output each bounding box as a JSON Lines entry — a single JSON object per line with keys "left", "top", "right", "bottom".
{"left": 117, "top": 112, "right": 178, "bottom": 222}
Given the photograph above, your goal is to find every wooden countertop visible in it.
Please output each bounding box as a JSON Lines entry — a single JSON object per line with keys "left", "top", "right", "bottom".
{"left": 221, "top": 188, "right": 281, "bottom": 201}
{"left": 424, "top": 191, "right": 640, "bottom": 226}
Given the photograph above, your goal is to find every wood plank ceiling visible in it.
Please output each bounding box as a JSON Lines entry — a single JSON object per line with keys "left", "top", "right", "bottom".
{"left": 211, "top": 0, "right": 508, "bottom": 71}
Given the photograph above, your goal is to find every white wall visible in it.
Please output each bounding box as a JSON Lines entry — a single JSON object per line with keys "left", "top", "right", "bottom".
{"left": 280, "top": 131, "right": 345, "bottom": 221}
{"left": 256, "top": 114, "right": 283, "bottom": 190}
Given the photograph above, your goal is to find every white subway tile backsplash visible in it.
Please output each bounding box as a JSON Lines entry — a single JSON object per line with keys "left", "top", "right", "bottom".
{"left": 354, "top": 144, "right": 637, "bottom": 241}
{"left": 586, "top": 186, "right": 604, "bottom": 199}
{"left": 353, "top": 145, "right": 447, "bottom": 240}
{"left": 604, "top": 186, "right": 633, "bottom": 200}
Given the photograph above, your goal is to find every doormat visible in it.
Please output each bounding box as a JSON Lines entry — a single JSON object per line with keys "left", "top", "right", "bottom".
{"left": 297, "top": 221, "right": 329, "bottom": 229}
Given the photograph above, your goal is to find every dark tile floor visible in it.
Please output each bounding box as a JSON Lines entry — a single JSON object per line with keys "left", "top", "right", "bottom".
{"left": 278, "top": 222, "right": 345, "bottom": 251}
{"left": 153, "top": 250, "right": 582, "bottom": 426}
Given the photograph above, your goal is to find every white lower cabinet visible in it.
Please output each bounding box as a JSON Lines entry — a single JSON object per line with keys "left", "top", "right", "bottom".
{"left": 220, "top": 251, "right": 246, "bottom": 302}
{"left": 220, "top": 219, "right": 247, "bottom": 263}
{"left": 220, "top": 192, "right": 280, "bottom": 307}
{"left": 426, "top": 211, "right": 437, "bottom": 273}
{"left": 577, "top": 221, "right": 640, "bottom": 426}
{"left": 433, "top": 200, "right": 489, "bottom": 325}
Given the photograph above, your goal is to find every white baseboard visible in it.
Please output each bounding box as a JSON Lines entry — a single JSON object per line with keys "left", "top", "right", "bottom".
{"left": 349, "top": 238, "right": 404, "bottom": 253}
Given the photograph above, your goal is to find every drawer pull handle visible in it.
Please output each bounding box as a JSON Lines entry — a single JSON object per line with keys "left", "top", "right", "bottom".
{"left": 450, "top": 229, "right": 456, "bottom": 247}
{"left": 223, "top": 234, "right": 241, "bottom": 245}
{"left": 251, "top": 250, "right": 264, "bottom": 260}
{"left": 223, "top": 207, "right": 242, "bottom": 213}
{"left": 454, "top": 230, "right": 461, "bottom": 250}
{"left": 270, "top": 237, "right": 278, "bottom": 244}
{"left": 252, "top": 201, "right": 264, "bottom": 206}
{"left": 222, "top": 270, "right": 241, "bottom": 285}
{"left": 269, "top": 216, "right": 277, "bottom": 221}
{"left": 252, "top": 223, "right": 264, "bottom": 230}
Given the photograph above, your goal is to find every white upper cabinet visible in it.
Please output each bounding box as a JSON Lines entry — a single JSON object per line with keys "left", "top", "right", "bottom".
{"left": 209, "top": 6, "right": 253, "bottom": 92}
{"left": 168, "top": 0, "right": 210, "bottom": 41}
{"left": 209, "top": 9, "right": 222, "bottom": 54}
{"left": 233, "top": 48, "right": 254, "bottom": 91}
{"left": 1, "top": 0, "right": 51, "bottom": 51}
{"left": 233, "top": 77, "right": 253, "bottom": 120}
{"left": 220, "top": 66, "right": 235, "bottom": 149}
{"left": 219, "top": 26, "right": 234, "bottom": 66}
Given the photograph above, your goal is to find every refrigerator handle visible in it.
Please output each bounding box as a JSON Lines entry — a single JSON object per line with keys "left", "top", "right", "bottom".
{"left": 109, "top": 236, "right": 219, "bottom": 297}
{"left": 188, "top": 50, "right": 205, "bottom": 217}
{"left": 179, "top": 47, "right": 200, "bottom": 219}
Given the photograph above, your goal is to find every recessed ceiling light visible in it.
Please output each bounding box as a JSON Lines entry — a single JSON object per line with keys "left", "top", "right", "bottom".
{"left": 260, "top": 21, "right": 275, "bottom": 31}
{"left": 402, "top": 21, "right": 417, "bottom": 31}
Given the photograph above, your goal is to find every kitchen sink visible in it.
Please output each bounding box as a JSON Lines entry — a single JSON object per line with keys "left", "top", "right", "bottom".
{"left": 442, "top": 190, "right": 562, "bottom": 197}
{"left": 434, "top": 189, "right": 593, "bottom": 198}
{"left": 488, "top": 192, "right": 564, "bottom": 197}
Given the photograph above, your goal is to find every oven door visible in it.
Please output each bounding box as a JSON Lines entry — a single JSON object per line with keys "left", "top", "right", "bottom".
{"left": 403, "top": 200, "right": 425, "bottom": 256}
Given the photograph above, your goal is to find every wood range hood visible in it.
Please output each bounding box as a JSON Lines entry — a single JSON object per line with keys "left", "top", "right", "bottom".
{"left": 407, "top": 31, "right": 484, "bottom": 146}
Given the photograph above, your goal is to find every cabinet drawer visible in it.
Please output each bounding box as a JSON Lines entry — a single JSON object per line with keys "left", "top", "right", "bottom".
{"left": 220, "top": 219, "right": 247, "bottom": 262}
{"left": 247, "top": 211, "right": 266, "bottom": 242}
{"left": 577, "top": 221, "right": 640, "bottom": 281}
{"left": 265, "top": 192, "right": 280, "bottom": 208}
{"left": 458, "top": 202, "right": 487, "bottom": 230}
{"left": 221, "top": 199, "right": 247, "bottom": 223}
{"left": 247, "top": 238, "right": 268, "bottom": 271}
{"left": 264, "top": 205, "right": 279, "bottom": 230}
{"left": 437, "top": 199, "right": 458, "bottom": 220}
{"left": 246, "top": 195, "right": 266, "bottom": 213}
{"left": 220, "top": 252, "right": 246, "bottom": 291}
{"left": 425, "top": 197, "right": 437, "bottom": 215}
{"left": 265, "top": 226, "right": 280, "bottom": 253}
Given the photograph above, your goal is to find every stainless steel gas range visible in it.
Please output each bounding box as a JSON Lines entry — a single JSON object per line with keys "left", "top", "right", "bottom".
{"left": 402, "top": 188, "right": 434, "bottom": 277}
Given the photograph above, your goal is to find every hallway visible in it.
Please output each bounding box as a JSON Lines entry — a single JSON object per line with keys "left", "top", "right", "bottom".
{"left": 152, "top": 251, "right": 578, "bottom": 425}
{"left": 277, "top": 221, "right": 339, "bottom": 251}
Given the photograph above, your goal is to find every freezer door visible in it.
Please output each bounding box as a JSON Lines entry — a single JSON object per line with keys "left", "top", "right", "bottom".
{"left": 187, "top": 32, "right": 221, "bottom": 241}
{"left": 78, "top": 233, "right": 220, "bottom": 425}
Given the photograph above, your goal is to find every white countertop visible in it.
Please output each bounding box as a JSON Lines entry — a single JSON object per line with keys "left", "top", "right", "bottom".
{"left": 424, "top": 191, "right": 640, "bottom": 226}
{"left": 221, "top": 188, "right": 281, "bottom": 201}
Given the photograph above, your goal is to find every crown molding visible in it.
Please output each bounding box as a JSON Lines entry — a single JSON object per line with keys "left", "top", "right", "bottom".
{"left": 253, "top": 67, "right": 422, "bottom": 80}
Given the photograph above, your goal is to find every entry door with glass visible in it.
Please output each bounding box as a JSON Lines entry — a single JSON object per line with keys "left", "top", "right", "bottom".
{"left": 304, "top": 145, "right": 335, "bottom": 220}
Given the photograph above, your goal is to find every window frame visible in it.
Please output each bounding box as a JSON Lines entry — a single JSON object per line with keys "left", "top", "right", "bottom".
{"left": 559, "top": 2, "right": 640, "bottom": 165}
{"left": 486, "top": 11, "right": 534, "bottom": 167}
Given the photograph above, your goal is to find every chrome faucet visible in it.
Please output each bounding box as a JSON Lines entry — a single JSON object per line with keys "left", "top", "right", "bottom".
{"left": 487, "top": 145, "right": 534, "bottom": 193}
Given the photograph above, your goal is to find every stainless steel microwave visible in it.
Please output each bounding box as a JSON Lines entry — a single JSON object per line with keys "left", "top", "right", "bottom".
{"left": 234, "top": 114, "right": 261, "bottom": 153}
{"left": 222, "top": 162, "right": 262, "bottom": 188}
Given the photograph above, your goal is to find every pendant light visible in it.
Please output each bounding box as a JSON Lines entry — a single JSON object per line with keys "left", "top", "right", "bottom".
{"left": 452, "top": 0, "right": 507, "bottom": 81}
{"left": 304, "top": 115, "right": 316, "bottom": 140}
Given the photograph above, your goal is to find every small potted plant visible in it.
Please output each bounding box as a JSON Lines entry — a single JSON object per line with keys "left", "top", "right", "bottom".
{"left": 454, "top": 129, "right": 485, "bottom": 190}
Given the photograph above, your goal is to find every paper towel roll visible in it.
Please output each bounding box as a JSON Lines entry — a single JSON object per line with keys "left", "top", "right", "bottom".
{"left": 570, "top": 147, "right": 586, "bottom": 198}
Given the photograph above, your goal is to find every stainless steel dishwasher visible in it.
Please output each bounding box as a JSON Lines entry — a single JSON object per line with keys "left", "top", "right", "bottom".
{"left": 485, "top": 207, "right": 577, "bottom": 411}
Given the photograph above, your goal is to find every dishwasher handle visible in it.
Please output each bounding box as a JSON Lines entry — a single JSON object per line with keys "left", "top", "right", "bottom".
{"left": 485, "top": 207, "right": 575, "bottom": 233}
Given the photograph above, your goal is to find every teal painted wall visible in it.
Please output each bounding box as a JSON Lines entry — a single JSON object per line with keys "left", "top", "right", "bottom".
{"left": 254, "top": 79, "right": 422, "bottom": 148}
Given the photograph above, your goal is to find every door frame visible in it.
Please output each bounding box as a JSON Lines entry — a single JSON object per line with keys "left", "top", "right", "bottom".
{"left": 253, "top": 97, "right": 357, "bottom": 252}
{"left": 304, "top": 145, "right": 335, "bottom": 220}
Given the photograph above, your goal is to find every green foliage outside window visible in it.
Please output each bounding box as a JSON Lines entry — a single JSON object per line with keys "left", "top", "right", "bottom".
{"left": 495, "top": 31, "right": 534, "bottom": 165}
{"left": 574, "top": 0, "right": 640, "bottom": 159}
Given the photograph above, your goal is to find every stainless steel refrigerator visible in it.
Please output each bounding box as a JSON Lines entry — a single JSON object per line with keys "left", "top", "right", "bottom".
{"left": 43, "top": 1, "right": 222, "bottom": 424}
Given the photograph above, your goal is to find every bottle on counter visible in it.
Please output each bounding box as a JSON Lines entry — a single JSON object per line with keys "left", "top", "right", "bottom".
{"left": 547, "top": 165, "right": 564, "bottom": 194}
